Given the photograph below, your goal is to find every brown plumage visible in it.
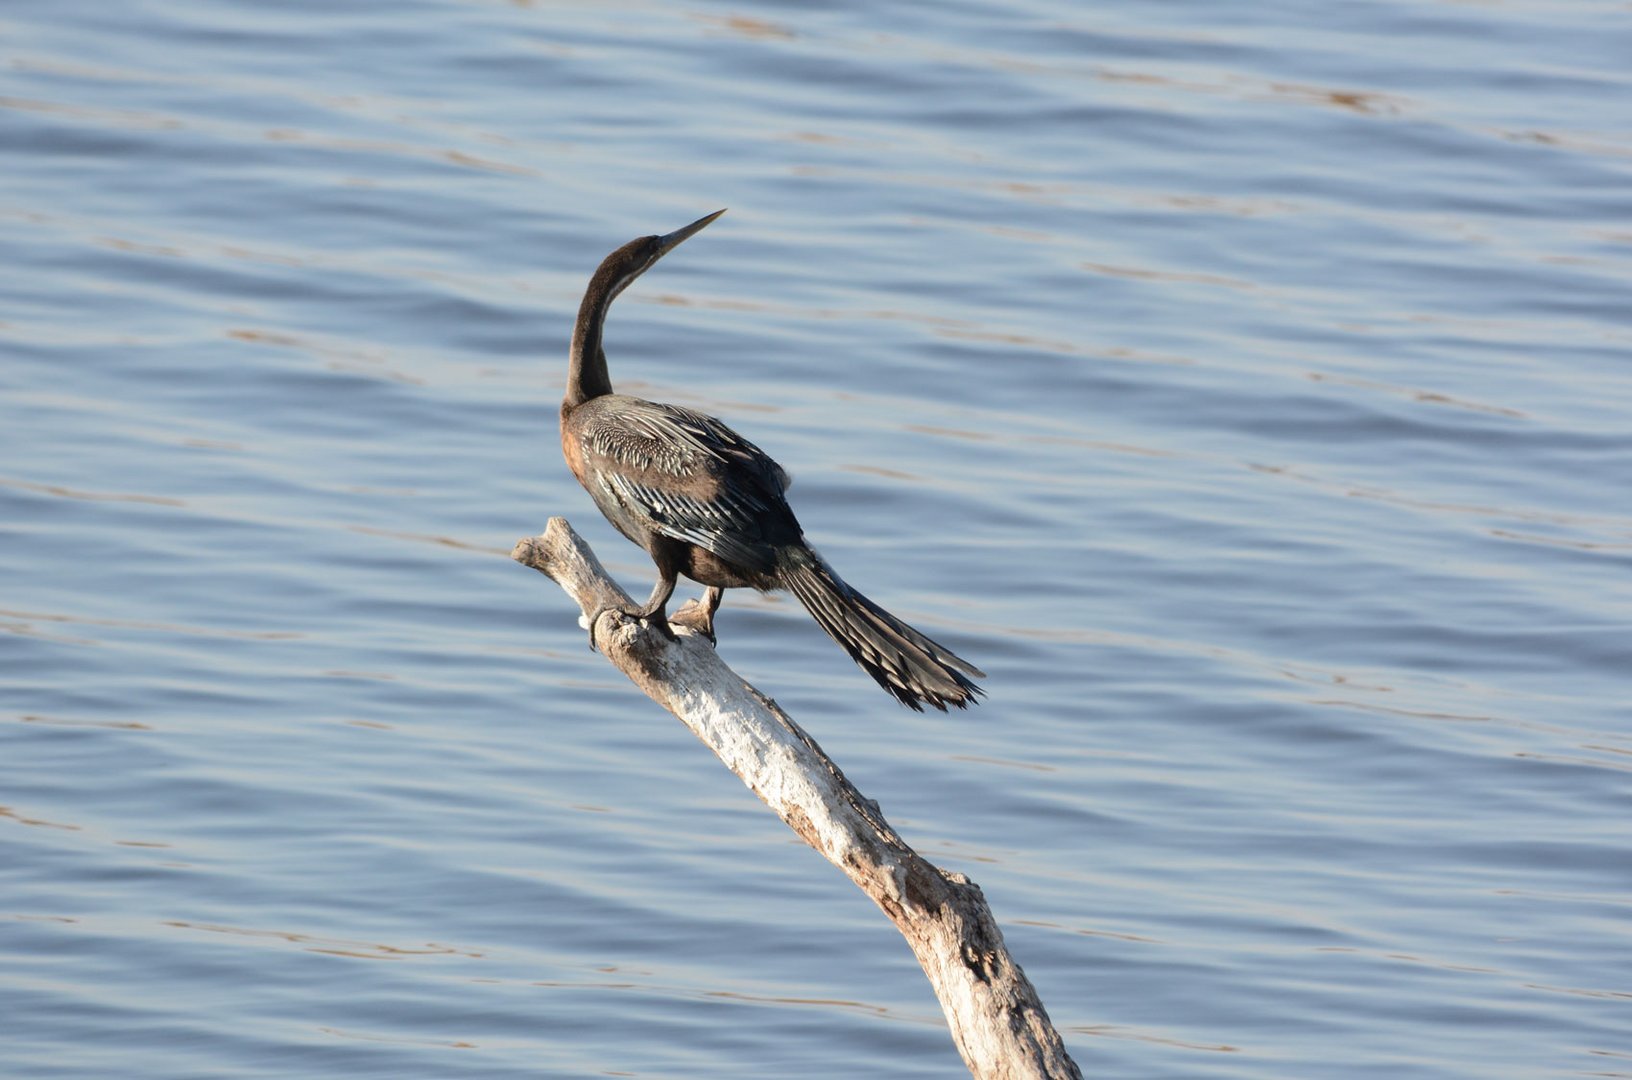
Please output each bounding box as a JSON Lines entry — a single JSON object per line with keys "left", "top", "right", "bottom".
{"left": 559, "top": 210, "right": 983, "bottom": 711}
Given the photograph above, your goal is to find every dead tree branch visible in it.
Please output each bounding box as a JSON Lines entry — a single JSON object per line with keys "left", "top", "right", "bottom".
{"left": 512, "top": 518, "right": 1082, "bottom": 1080}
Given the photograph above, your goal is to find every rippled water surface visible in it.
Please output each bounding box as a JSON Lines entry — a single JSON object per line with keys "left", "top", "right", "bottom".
{"left": 4, "top": 1, "right": 1631, "bottom": 1077}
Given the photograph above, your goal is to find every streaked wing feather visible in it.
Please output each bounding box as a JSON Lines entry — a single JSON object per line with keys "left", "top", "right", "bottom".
{"left": 580, "top": 398, "right": 795, "bottom": 571}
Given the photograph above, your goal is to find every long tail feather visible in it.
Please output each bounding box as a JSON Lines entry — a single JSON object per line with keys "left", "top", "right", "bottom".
{"left": 777, "top": 547, "right": 984, "bottom": 711}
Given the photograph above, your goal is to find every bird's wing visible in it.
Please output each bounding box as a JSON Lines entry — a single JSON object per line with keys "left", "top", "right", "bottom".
{"left": 578, "top": 397, "right": 799, "bottom": 572}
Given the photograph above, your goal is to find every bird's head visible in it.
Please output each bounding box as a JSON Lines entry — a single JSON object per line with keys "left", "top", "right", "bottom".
{"left": 596, "top": 208, "right": 727, "bottom": 306}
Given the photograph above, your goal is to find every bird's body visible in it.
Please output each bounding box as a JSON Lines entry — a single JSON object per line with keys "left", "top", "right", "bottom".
{"left": 560, "top": 211, "right": 983, "bottom": 710}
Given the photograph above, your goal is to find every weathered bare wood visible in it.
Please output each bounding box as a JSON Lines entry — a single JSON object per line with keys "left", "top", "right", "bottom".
{"left": 513, "top": 518, "right": 1083, "bottom": 1080}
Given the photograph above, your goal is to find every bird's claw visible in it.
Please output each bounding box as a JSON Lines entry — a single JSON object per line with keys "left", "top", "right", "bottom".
{"left": 585, "top": 603, "right": 677, "bottom": 651}
{"left": 585, "top": 604, "right": 610, "bottom": 652}
{"left": 670, "top": 599, "right": 718, "bottom": 647}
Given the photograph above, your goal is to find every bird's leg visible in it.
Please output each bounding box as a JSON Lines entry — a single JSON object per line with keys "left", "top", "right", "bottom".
{"left": 671, "top": 586, "right": 724, "bottom": 646}
{"left": 587, "top": 570, "right": 677, "bottom": 651}
{"left": 630, "top": 572, "right": 678, "bottom": 640}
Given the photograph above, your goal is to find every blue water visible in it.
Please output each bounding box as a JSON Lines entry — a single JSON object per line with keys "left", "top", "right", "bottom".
{"left": 4, "top": 1, "right": 1630, "bottom": 1077}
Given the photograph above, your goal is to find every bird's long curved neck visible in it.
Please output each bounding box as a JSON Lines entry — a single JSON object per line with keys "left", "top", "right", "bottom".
{"left": 565, "top": 212, "right": 724, "bottom": 410}
{"left": 565, "top": 279, "right": 616, "bottom": 410}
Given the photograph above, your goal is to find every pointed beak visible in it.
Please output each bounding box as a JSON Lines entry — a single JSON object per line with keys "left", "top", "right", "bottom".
{"left": 656, "top": 208, "right": 727, "bottom": 256}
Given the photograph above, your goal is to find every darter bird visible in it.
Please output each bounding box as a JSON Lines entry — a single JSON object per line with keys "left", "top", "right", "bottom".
{"left": 559, "top": 210, "right": 984, "bottom": 711}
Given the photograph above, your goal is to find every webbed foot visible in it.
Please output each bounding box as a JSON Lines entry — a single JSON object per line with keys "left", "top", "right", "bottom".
{"left": 586, "top": 603, "right": 676, "bottom": 652}
{"left": 671, "top": 598, "right": 718, "bottom": 646}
